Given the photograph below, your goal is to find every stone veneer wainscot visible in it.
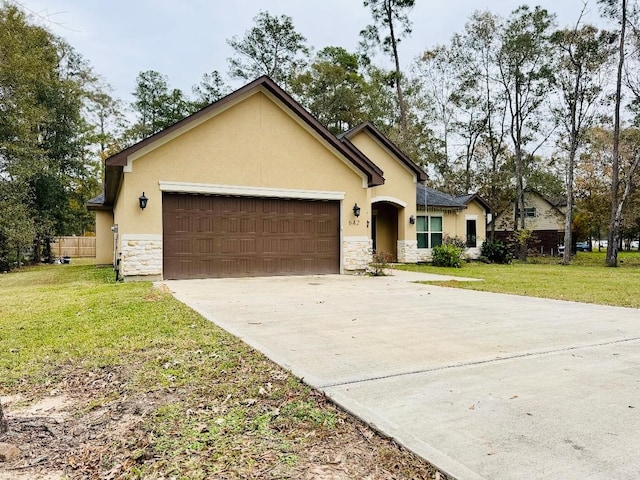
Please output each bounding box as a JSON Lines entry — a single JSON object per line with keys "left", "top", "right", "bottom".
{"left": 343, "top": 236, "right": 372, "bottom": 272}
{"left": 120, "top": 234, "right": 163, "bottom": 278}
{"left": 397, "top": 240, "right": 418, "bottom": 263}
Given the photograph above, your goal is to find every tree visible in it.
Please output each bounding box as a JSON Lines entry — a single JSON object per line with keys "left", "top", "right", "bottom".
{"left": 578, "top": 127, "right": 616, "bottom": 247}
{"left": 227, "top": 11, "right": 309, "bottom": 86}
{"left": 130, "top": 70, "right": 192, "bottom": 141}
{"left": 413, "top": 45, "right": 459, "bottom": 189}
{"left": 497, "top": 6, "right": 556, "bottom": 260}
{"left": 291, "top": 47, "right": 370, "bottom": 133}
{"left": 460, "top": 11, "right": 510, "bottom": 238}
{"left": 360, "top": 0, "right": 415, "bottom": 135}
{"left": 599, "top": 0, "right": 629, "bottom": 266}
{"left": 551, "top": 20, "right": 613, "bottom": 264}
{"left": 86, "top": 84, "right": 125, "bottom": 160}
{"left": 0, "top": 4, "right": 100, "bottom": 266}
{"left": 192, "top": 71, "right": 229, "bottom": 110}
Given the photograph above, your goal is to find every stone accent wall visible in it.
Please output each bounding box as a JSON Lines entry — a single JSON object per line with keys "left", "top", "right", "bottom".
{"left": 397, "top": 240, "right": 418, "bottom": 263}
{"left": 416, "top": 249, "right": 433, "bottom": 263}
{"left": 465, "top": 247, "right": 481, "bottom": 259}
{"left": 343, "top": 237, "right": 372, "bottom": 272}
{"left": 417, "top": 247, "right": 481, "bottom": 263}
{"left": 120, "top": 235, "right": 162, "bottom": 278}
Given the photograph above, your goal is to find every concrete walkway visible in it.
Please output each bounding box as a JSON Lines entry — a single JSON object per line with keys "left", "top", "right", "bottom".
{"left": 164, "top": 271, "right": 640, "bottom": 480}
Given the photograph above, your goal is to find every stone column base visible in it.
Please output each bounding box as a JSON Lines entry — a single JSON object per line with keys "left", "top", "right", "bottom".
{"left": 343, "top": 236, "right": 372, "bottom": 273}
{"left": 121, "top": 234, "right": 163, "bottom": 279}
{"left": 397, "top": 240, "right": 418, "bottom": 263}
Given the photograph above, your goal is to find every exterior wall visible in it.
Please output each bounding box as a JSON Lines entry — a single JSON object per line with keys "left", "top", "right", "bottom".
{"left": 416, "top": 208, "right": 445, "bottom": 262}
{"left": 350, "top": 131, "right": 417, "bottom": 241}
{"left": 95, "top": 210, "right": 114, "bottom": 265}
{"left": 415, "top": 207, "right": 485, "bottom": 261}
{"left": 494, "top": 230, "right": 563, "bottom": 255}
{"left": 112, "top": 89, "right": 370, "bottom": 278}
{"left": 120, "top": 234, "right": 163, "bottom": 279}
{"left": 493, "top": 192, "right": 564, "bottom": 232}
{"left": 343, "top": 236, "right": 372, "bottom": 272}
{"left": 397, "top": 240, "right": 418, "bottom": 263}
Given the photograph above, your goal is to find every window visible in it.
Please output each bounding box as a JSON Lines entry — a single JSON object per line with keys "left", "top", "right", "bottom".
{"left": 516, "top": 207, "right": 536, "bottom": 218}
{"left": 466, "top": 219, "right": 477, "bottom": 247}
{"left": 417, "top": 215, "right": 443, "bottom": 248}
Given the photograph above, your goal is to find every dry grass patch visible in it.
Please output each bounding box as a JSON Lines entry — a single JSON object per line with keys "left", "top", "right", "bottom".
{"left": 0, "top": 264, "right": 446, "bottom": 479}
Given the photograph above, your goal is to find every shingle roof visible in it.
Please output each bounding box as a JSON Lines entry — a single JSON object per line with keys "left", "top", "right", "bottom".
{"left": 86, "top": 193, "right": 110, "bottom": 210}
{"left": 416, "top": 186, "right": 466, "bottom": 209}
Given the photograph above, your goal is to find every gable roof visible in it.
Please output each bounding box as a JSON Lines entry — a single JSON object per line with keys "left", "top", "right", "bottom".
{"left": 487, "top": 189, "right": 565, "bottom": 228}
{"left": 94, "top": 76, "right": 385, "bottom": 208}
{"left": 339, "top": 122, "right": 428, "bottom": 183}
{"left": 416, "top": 186, "right": 490, "bottom": 212}
{"left": 416, "top": 186, "right": 466, "bottom": 210}
{"left": 86, "top": 192, "right": 110, "bottom": 211}
{"left": 455, "top": 193, "right": 492, "bottom": 212}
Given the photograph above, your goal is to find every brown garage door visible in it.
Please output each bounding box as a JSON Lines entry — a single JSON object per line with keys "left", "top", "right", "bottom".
{"left": 163, "top": 193, "right": 340, "bottom": 279}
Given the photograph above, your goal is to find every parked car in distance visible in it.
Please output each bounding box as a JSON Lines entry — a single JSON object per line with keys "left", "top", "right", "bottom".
{"left": 576, "top": 241, "right": 590, "bottom": 251}
{"left": 558, "top": 241, "right": 590, "bottom": 255}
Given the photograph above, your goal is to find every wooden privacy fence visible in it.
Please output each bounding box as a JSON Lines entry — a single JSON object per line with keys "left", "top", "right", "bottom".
{"left": 50, "top": 236, "right": 96, "bottom": 258}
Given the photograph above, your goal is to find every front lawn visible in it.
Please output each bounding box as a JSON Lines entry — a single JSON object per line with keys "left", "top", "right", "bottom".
{"left": 0, "top": 264, "right": 441, "bottom": 479}
{"left": 397, "top": 251, "right": 640, "bottom": 308}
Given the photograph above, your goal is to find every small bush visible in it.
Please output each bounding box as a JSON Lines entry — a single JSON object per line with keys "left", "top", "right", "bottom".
{"left": 443, "top": 235, "right": 467, "bottom": 250}
{"left": 369, "top": 251, "right": 393, "bottom": 276}
{"left": 480, "top": 239, "right": 512, "bottom": 264}
{"left": 432, "top": 243, "right": 463, "bottom": 268}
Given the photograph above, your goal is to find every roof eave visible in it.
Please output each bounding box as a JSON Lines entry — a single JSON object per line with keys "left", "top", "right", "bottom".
{"left": 104, "top": 76, "right": 385, "bottom": 189}
{"left": 343, "top": 122, "right": 428, "bottom": 183}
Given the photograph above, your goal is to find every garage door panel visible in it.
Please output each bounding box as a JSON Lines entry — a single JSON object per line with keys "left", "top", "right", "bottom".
{"left": 163, "top": 194, "right": 339, "bottom": 279}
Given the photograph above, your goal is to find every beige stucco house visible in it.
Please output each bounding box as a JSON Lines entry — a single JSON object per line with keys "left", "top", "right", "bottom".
{"left": 490, "top": 190, "right": 565, "bottom": 254}
{"left": 88, "top": 76, "right": 488, "bottom": 280}
{"left": 415, "top": 186, "right": 490, "bottom": 261}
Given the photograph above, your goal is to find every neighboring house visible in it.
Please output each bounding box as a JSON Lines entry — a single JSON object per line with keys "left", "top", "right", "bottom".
{"left": 489, "top": 190, "right": 565, "bottom": 254}
{"left": 88, "top": 76, "right": 431, "bottom": 280}
{"left": 415, "top": 186, "right": 490, "bottom": 261}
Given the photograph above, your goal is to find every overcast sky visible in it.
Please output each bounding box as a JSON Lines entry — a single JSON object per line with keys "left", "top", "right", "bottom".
{"left": 16, "top": 0, "right": 605, "bottom": 104}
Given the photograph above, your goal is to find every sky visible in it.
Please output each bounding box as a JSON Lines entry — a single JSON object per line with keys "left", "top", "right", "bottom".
{"left": 15, "top": 0, "right": 606, "bottom": 104}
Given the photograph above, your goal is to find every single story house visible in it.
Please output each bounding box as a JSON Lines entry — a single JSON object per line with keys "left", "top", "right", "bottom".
{"left": 489, "top": 190, "right": 565, "bottom": 254}
{"left": 88, "top": 76, "right": 486, "bottom": 280}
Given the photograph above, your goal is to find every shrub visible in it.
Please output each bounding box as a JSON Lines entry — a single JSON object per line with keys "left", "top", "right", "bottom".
{"left": 480, "top": 239, "right": 512, "bottom": 264}
{"left": 443, "top": 235, "right": 467, "bottom": 250}
{"left": 432, "top": 243, "right": 463, "bottom": 268}
{"left": 369, "top": 251, "right": 393, "bottom": 276}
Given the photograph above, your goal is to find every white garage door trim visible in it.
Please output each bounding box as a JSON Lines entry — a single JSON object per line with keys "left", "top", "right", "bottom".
{"left": 159, "top": 181, "right": 345, "bottom": 201}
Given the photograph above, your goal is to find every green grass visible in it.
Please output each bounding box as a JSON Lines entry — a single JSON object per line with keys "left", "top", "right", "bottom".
{"left": 0, "top": 263, "right": 437, "bottom": 479}
{"left": 396, "top": 250, "right": 640, "bottom": 308}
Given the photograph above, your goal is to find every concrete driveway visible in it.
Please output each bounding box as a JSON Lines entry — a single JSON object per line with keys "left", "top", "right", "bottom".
{"left": 164, "top": 271, "right": 640, "bottom": 480}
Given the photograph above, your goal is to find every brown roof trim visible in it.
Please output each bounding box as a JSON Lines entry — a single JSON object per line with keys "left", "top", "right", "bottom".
{"left": 101, "top": 76, "right": 384, "bottom": 206}
{"left": 461, "top": 193, "right": 492, "bottom": 213}
{"left": 340, "top": 122, "right": 428, "bottom": 183}
{"left": 259, "top": 80, "right": 384, "bottom": 186}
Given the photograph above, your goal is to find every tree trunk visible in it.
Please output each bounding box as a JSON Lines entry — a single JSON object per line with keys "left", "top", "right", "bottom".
{"left": 607, "top": 0, "right": 626, "bottom": 267}
{"left": 385, "top": 1, "right": 407, "bottom": 135}
{"left": 0, "top": 399, "right": 7, "bottom": 435}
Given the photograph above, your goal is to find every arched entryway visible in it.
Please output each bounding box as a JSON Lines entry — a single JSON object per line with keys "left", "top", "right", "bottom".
{"left": 372, "top": 201, "right": 401, "bottom": 262}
